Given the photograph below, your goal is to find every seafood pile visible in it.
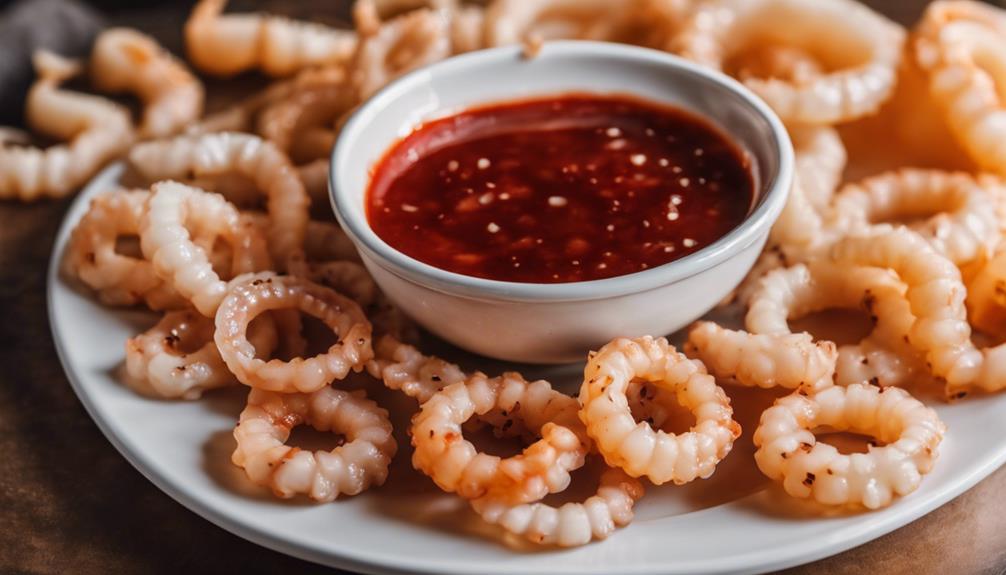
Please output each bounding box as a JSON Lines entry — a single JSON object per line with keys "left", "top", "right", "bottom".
{"left": 8, "top": 0, "right": 1006, "bottom": 548}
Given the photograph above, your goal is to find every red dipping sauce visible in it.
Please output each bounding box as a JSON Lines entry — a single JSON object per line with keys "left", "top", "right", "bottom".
{"left": 366, "top": 94, "right": 754, "bottom": 284}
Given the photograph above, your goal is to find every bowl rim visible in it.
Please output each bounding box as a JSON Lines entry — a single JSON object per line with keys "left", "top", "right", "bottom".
{"left": 330, "top": 40, "right": 793, "bottom": 303}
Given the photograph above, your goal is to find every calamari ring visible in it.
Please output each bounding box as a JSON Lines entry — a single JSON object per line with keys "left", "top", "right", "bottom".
{"left": 685, "top": 322, "right": 837, "bottom": 391}
{"left": 185, "top": 0, "right": 357, "bottom": 78}
{"left": 350, "top": 1, "right": 452, "bottom": 100}
{"left": 914, "top": 1, "right": 1006, "bottom": 174}
{"left": 411, "top": 371, "right": 590, "bottom": 503}
{"left": 470, "top": 466, "right": 644, "bottom": 547}
{"left": 125, "top": 309, "right": 278, "bottom": 400}
{"left": 832, "top": 169, "right": 1001, "bottom": 266}
{"left": 91, "top": 27, "right": 204, "bottom": 139}
{"left": 745, "top": 262, "right": 925, "bottom": 388}
{"left": 232, "top": 387, "right": 396, "bottom": 501}
{"left": 129, "top": 132, "right": 310, "bottom": 269}
{"left": 366, "top": 335, "right": 466, "bottom": 402}
{"left": 215, "top": 272, "right": 373, "bottom": 393}
{"left": 65, "top": 189, "right": 185, "bottom": 310}
{"left": 753, "top": 383, "right": 945, "bottom": 509}
{"left": 484, "top": 0, "right": 690, "bottom": 50}
{"left": 675, "top": 0, "right": 904, "bottom": 124}
{"left": 579, "top": 336, "right": 740, "bottom": 485}
{"left": 1, "top": 52, "right": 134, "bottom": 201}
{"left": 140, "top": 181, "right": 271, "bottom": 317}
{"left": 829, "top": 227, "right": 984, "bottom": 392}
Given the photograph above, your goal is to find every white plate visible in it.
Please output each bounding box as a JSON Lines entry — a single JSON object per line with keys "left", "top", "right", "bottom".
{"left": 49, "top": 164, "right": 1006, "bottom": 575}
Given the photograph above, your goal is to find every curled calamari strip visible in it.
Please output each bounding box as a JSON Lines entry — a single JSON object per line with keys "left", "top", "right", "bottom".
{"left": 412, "top": 371, "right": 590, "bottom": 503}
{"left": 186, "top": 64, "right": 346, "bottom": 202}
{"left": 357, "top": 0, "right": 485, "bottom": 52}
{"left": 470, "top": 466, "right": 644, "bottom": 547}
{"left": 579, "top": 336, "right": 740, "bottom": 485}
{"left": 66, "top": 189, "right": 186, "bottom": 310}
{"left": 350, "top": 0, "right": 452, "bottom": 99}
{"left": 832, "top": 169, "right": 1001, "bottom": 267}
{"left": 366, "top": 335, "right": 466, "bottom": 403}
{"left": 767, "top": 126, "right": 844, "bottom": 252}
{"left": 125, "top": 309, "right": 278, "bottom": 400}
{"left": 830, "top": 227, "right": 1006, "bottom": 398}
{"left": 743, "top": 125, "right": 847, "bottom": 301}
{"left": 754, "top": 383, "right": 945, "bottom": 509}
{"left": 233, "top": 387, "right": 396, "bottom": 501}
{"left": 140, "top": 181, "right": 270, "bottom": 316}
{"left": 214, "top": 273, "right": 373, "bottom": 393}
{"left": 0, "top": 52, "right": 133, "bottom": 201}
{"left": 685, "top": 322, "right": 837, "bottom": 391}
{"left": 745, "top": 262, "right": 925, "bottom": 388}
{"left": 255, "top": 71, "right": 356, "bottom": 161}
{"left": 914, "top": 1, "right": 1006, "bottom": 174}
{"left": 91, "top": 27, "right": 204, "bottom": 138}
{"left": 675, "top": 0, "right": 904, "bottom": 124}
{"left": 130, "top": 132, "right": 310, "bottom": 268}
{"left": 185, "top": 0, "right": 357, "bottom": 77}
{"left": 188, "top": 77, "right": 302, "bottom": 135}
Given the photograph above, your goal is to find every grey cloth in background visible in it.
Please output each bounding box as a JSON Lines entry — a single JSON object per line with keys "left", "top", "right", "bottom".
{"left": 0, "top": 0, "right": 104, "bottom": 124}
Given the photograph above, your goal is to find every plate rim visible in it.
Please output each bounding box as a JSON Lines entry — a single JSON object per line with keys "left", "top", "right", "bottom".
{"left": 46, "top": 163, "right": 1006, "bottom": 575}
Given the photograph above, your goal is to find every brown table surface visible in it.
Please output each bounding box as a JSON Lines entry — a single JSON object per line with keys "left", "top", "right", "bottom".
{"left": 4, "top": 1, "right": 1006, "bottom": 574}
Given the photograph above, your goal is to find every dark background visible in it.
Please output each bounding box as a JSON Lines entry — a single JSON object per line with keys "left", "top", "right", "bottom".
{"left": 2, "top": 2, "right": 1006, "bottom": 575}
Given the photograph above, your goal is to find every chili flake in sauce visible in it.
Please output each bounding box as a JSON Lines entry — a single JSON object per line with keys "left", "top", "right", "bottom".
{"left": 366, "top": 94, "right": 754, "bottom": 283}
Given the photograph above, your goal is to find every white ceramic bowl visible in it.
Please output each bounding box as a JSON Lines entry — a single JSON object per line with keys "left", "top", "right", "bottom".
{"left": 331, "top": 41, "right": 792, "bottom": 364}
